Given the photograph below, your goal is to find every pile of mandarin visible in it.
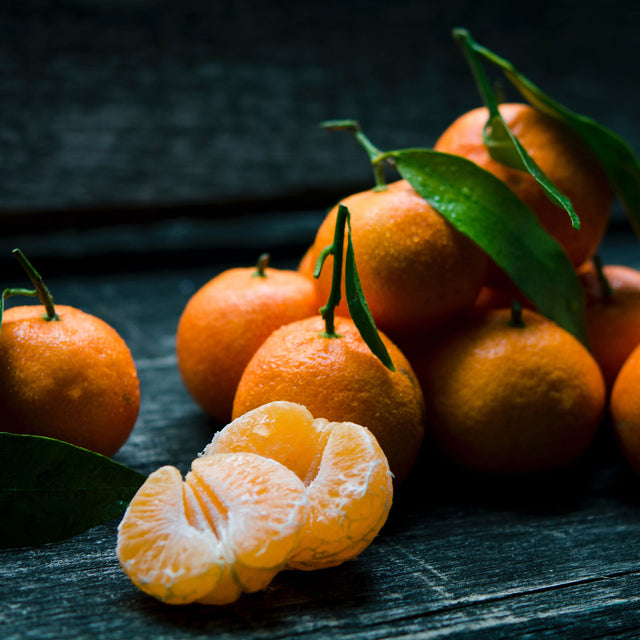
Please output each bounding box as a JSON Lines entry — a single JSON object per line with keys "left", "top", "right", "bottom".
{"left": 175, "top": 103, "right": 640, "bottom": 484}
{"left": 119, "top": 102, "right": 639, "bottom": 605}
{"left": 6, "top": 101, "right": 640, "bottom": 605}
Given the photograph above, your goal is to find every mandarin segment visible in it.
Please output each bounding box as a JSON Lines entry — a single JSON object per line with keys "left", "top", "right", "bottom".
{"left": 204, "top": 401, "right": 331, "bottom": 483}
{"left": 205, "top": 401, "right": 393, "bottom": 570}
{"left": 286, "top": 421, "right": 393, "bottom": 570}
{"left": 117, "top": 452, "right": 308, "bottom": 605}
{"left": 117, "top": 466, "right": 225, "bottom": 605}
{"left": 187, "top": 454, "right": 308, "bottom": 572}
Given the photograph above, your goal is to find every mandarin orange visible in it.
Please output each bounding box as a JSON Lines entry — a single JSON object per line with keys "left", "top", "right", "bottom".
{"left": 176, "top": 255, "right": 318, "bottom": 424}
{"left": 610, "top": 344, "right": 640, "bottom": 474}
{"left": 434, "top": 103, "right": 612, "bottom": 288}
{"left": 579, "top": 260, "right": 640, "bottom": 389}
{"left": 410, "top": 307, "right": 605, "bottom": 474}
{"left": 232, "top": 315, "right": 425, "bottom": 484}
{"left": 299, "top": 179, "right": 488, "bottom": 338}
{"left": 0, "top": 304, "right": 140, "bottom": 457}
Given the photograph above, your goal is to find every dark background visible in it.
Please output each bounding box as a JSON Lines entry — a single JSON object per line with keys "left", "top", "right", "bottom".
{"left": 2, "top": 0, "right": 639, "bottom": 225}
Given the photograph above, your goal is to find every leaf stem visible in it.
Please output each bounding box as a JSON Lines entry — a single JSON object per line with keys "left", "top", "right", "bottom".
{"left": 592, "top": 255, "right": 613, "bottom": 300}
{"left": 1, "top": 250, "right": 59, "bottom": 334}
{"left": 322, "top": 119, "right": 389, "bottom": 190}
{"left": 453, "top": 28, "right": 500, "bottom": 118}
{"left": 12, "top": 249, "right": 58, "bottom": 321}
{"left": 316, "top": 204, "right": 349, "bottom": 338}
{"left": 509, "top": 299, "right": 525, "bottom": 328}
{"left": 253, "top": 253, "right": 270, "bottom": 278}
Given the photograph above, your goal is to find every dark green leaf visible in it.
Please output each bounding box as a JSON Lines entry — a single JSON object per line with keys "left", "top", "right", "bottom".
{"left": 453, "top": 28, "right": 580, "bottom": 230}
{"left": 467, "top": 30, "right": 640, "bottom": 239}
{"left": 387, "top": 147, "right": 588, "bottom": 343}
{"left": 0, "top": 432, "right": 146, "bottom": 548}
{"left": 484, "top": 115, "right": 581, "bottom": 230}
{"left": 343, "top": 212, "right": 395, "bottom": 372}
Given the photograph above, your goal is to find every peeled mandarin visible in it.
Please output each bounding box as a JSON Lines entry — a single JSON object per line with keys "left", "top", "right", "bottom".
{"left": 117, "top": 451, "right": 308, "bottom": 605}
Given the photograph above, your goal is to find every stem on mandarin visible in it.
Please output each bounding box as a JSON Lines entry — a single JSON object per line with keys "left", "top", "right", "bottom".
{"left": 318, "top": 205, "right": 350, "bottom": 338}
{"left": 592, "top": 255, "right": 613, "bottom": 300}
{"left": 12, "top": 249, "right": 59, "bottom": 321}
{"left": 321, "top": 119, "right": 389, "bottom": 190}
{"left": 509, "top": 299, "right": 525, "bottom": 328}
{"left": 253, "top": 253, "right": 270, "bottom": 278}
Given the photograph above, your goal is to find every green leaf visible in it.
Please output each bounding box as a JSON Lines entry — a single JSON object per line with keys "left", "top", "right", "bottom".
{"left": 484, "top": 115, "right": 581, "bottom": 230}
{"left": 315, "top": 204, "right": 395, "bottom": 371}
{"left": 386, "top": 147, "right": 588, "bottom": 343}
{"left": 0, "top": 432, "right": 146, "bottom": 548}
{"left": 453, "top": 28, "right": 580, "bottom": 230}
{"left": 463, "top": 28, "right": 640, "bottom": 239}
{"left": 344, "top": 213, "right": 396, "bottom": 372}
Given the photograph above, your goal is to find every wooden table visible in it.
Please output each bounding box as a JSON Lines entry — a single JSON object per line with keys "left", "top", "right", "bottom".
{"left": 2, "top": 214, "right": 640, "bottom": 639}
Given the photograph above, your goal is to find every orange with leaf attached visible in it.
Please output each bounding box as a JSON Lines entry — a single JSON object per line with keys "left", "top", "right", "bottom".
{"left": 233, "top": 315, "right": 424, "bottom": 485}
{"left": 299, "top": 179, "right": 488, "bottom": 338}
{"left": 435, "top": 103, "right": 612, "bottom": 288}
{"left": 239, "top": 205, "right": 425, "bottom": 484}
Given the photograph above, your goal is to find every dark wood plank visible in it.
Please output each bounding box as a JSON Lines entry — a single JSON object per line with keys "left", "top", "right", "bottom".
{"left": 1, "top": 0, "right": 639, "bottom": 217}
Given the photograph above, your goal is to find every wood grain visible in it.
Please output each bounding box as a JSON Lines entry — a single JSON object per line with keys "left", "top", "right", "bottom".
{"left": 2, "top": 0, "right": 639, "bottom": 216}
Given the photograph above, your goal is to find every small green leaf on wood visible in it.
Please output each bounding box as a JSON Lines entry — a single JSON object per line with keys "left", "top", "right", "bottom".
{"left": 0, "top": 432, "right": 146, "bottom": 548}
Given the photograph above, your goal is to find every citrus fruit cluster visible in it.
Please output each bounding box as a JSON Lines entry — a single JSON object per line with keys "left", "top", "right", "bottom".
{"left": 117, "top": 401, "right": 393, "bottom": 605}
{"left": 176, "top": 241, "right": 426, "bottom": 486}
{"left": 6, "top": 98, "right": 640, "bottom": 609}
{"left": 176, "top": 100, "right": 633, "bottom": 482}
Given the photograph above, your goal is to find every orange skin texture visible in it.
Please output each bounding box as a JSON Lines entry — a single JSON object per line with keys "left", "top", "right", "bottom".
{"left": 579, "top": 262, "right": 640, "bottom": 390}
{"left": 176, "top": 266, "right": 318, "bottom": 424}
{"left": 0, "top": 304, "right": 140, "bottom": 456}
{"left": 410, "top": 308, "right": 605, "bottom": 474}
{"left": 299, "top": 179, "right": 488, "bottom": 338}
{"left": 232, "top": 315, "right": 425, "bottom": 485}
{"left": 434, "top": 103, "right": 612, "bottom": 289}
{"left": 611, "top": 344, "right": 640, "bottom": 475}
